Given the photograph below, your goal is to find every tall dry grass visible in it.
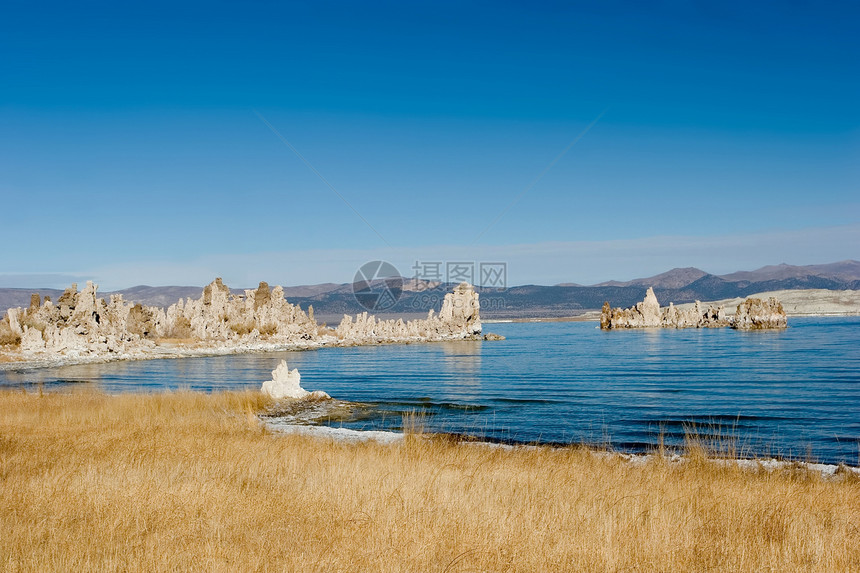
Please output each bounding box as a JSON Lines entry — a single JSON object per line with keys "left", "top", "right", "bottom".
{"left": 1, "top": 390, "right": 858, "bottom": 572}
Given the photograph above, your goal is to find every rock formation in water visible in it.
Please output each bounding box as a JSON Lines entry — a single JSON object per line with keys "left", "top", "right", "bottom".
{"left": 732, "top": 297, "right": 787, "bottom": 330}
{"left": 600, "top": 287, "right": 785, "bottom": 330}
{"left": 599, "top": 287, "right": 665, "bottom": 328}
{"left": 334, "top": 282, "right": 482, "bottom": 343}
{"left": 4, "top": 281, "right": 158, "bottom": 355}
{"left": 261, "top": 359, "right": 329, "bottom": 400}
{"left": 0, "top": 278, "right": 487, "bottom": 361}
{"left": 163, "top": 278, "right": 317, "bottom": 342}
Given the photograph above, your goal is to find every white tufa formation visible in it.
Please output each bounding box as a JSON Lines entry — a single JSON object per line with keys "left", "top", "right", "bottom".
{"left": 335, "top": 282, "right": 481, "bottom": 343}
{"left": 732, "top": 297, "right": 787, "bottom": 330}
{"left": 260, "top": 359, "right": 328, "bottom": 400}
{"left": 0, "top": 279, "right": 484, "bottom": 360}
{"left": 601, "top": 287, "right": 785, "bottom": 330}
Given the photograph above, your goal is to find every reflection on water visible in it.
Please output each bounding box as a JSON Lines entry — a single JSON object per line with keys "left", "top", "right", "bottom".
{"left": 1, "top": 317, "right": 858, "bottom": 465}
{"left": 439, "top": 340, "right": 482, "bottom": 398}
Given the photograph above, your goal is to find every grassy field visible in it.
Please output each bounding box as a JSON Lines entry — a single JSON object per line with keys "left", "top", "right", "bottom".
{"left": 1, "top": 390, "right": 858, "bottom": 572}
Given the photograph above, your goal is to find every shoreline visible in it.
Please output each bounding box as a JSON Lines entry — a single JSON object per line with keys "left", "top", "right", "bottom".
{"left": 3, "top": 311, "right": 857, "bottom": 371}
{"left": 0, "top": 333, "right": 487, "bottom": 372}
{"left": 265, "top": 418, "right": 860, "bottom": 478}
{"left": 261, "top": 393, "right": 860, "bottom": 471}
{"left": 1, "top": 278, "right": 490, "bottom": 371}
{"left": 476, "top": 310, "right": 860, "bottom": 324}
{"left": 421, "top": 304, "right": 860, "bottom": 323}
{"left": 4, "top": 384, "right": 857, "bottom": 478}
{"left": 487, "top": 288, "right": 860, "bottom": 323}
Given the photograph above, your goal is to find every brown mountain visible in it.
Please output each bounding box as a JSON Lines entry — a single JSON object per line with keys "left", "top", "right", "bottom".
{"left": 593, "top": 267, "right": 709, "bottom": 289}
{"left": 719, "top": 260, "right": 860, "bottom": 283}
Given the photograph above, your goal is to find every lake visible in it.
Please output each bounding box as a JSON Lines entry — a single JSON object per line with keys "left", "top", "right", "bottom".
{"left": 2, "top": 317, "right": 858, "bottom": 465}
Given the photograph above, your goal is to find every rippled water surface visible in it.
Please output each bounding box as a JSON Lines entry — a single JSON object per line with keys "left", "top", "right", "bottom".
{"left": 3, "top": 317, "right": 859, "bottom": 464}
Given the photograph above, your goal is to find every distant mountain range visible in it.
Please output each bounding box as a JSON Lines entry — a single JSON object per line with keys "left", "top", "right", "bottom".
{"left": 592, "top": 260, "right": 860, "bottom": 288}
{"left": 2, "top": 260, "right": 858, "bottom": 320}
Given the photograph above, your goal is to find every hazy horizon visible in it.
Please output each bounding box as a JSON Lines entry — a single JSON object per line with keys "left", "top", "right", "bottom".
{"left": 1, "top": 249, "right": 857, "bottom": 292}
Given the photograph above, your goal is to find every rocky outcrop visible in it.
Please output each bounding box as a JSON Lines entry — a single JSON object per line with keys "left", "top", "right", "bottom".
{"left": 733, "top": 297, "right": 787, "bottom": 330}
{"left": 5, "top": 281, "right": 153, "bottom": 355}
{"left": 335, "top": 282, "right": 482, "bottom": 343}
{"left": 261, "top": 359, "right": 329, "bottom": 400}
{"left": 166, "top": 279, "right": 316, "bottom": 342}
{"left": 600, "top": 287, "right": 664, "bottom": 328}
{"left": 1, "top": 278, "right": 487, "bottom": 362}
{"left": 601, "top": 287, "right": 784, "bottom": 330}
{"left": 0, "top": 312, "right": 21, "bottom": 346}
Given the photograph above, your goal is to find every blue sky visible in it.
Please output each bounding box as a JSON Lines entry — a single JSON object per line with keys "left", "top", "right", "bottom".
{"left": 1, "top": 1, "right": 858, "bottom": 289}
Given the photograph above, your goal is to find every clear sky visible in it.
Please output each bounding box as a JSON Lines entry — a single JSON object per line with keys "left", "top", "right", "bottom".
{"left": 1, "top": 1, "right": 858, "bottom": 289}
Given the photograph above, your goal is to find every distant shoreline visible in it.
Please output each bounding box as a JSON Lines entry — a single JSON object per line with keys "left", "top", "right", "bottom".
{"left": 483, "top": 313, "right": 600, "bottom": 323}
{"left": 4, "top": 287, "right": 859, "bottom": 371}
{"left": 4, "top": 309, "right": 858, "bottom": 371}
{"left": 0, "top": 334, "right": 487, "bottom": 372}
{"left": 485, "top": 310, "right": 860, "bottom": 324}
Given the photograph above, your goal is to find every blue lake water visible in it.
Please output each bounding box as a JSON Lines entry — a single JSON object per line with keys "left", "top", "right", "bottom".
{"left": 2, "top": 317, "right": 859, "bottom": 465}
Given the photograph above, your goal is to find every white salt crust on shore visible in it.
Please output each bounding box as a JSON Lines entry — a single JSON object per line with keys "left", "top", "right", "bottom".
{"left": 0, "top": 332, "right": 480, "bottom": 372}
{"left": 263, "top": 418, "right": 860, "bottom": 479}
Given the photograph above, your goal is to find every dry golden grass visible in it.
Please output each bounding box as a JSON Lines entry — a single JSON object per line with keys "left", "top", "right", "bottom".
{"left": 1, "top": 390, "right": 858, "bottom": 572}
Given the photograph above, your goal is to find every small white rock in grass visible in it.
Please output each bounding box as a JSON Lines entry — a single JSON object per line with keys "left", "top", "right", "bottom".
{"left": 261, "top": 359, "right": 329, "bottom": 400}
